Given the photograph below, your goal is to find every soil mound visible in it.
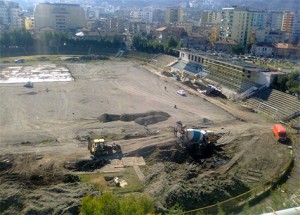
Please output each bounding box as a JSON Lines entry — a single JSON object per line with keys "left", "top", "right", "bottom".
{"left": 64, "top": 159, "right": 109, "bottom": 172}
{"left": 98, "top": 113, "right": 120, "bottom": 122}
{"left": 98, "top": 111, "right": 170, "bottom": 125}
{"left": 136, "top": 144, "right": 245, "bottom": 212}
{"left": 182, "top": 81, "right": 197, "bottom": 90}
{"left": 161, "top": 71, "right": 173, "bottom": 77}
{"left": 0, "top": 181, "right": 96, "bottom": 215}
{"left": 134, "top": 114, "right": 170, "bottom": 125}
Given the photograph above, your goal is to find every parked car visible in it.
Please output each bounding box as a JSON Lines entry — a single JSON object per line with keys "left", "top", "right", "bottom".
{"left": 14, "top": 59, "right": 24, "bottom": 63}
{"left": 177, "top": 89, "right": 186, "bottom": 96}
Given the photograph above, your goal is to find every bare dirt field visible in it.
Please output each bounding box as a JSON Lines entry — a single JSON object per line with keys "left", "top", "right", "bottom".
{"left": 0, "top": 60, "right": 291, "bottom": 214}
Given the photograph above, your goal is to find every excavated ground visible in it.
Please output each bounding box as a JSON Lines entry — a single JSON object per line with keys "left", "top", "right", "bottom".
{"left": 124, "top": 122, "right": 290, "bottom": 211}
{"left": 0, "top": 59, "right": 292, "bottom": 214}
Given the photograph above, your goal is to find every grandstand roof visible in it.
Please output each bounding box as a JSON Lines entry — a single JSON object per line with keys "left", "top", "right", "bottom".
{"left": 180, "top": 50, "right": 269, "bottom": 71}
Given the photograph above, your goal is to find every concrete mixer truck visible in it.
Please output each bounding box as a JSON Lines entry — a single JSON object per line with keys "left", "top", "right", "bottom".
{"left": 174, "top": 121, "right": 218, "bottom": 157}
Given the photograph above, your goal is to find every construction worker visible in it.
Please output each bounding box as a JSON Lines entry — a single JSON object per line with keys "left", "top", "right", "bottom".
{"left": 144, "top": 121, "right": 149, "bottom": 131}
{"left": 173, "top": 127, "right": 177, "bottom": 137}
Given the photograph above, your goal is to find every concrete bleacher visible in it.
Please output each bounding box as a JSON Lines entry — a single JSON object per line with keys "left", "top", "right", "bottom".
{"left": 152, "top": 54, "right": 178, "bottom": 69}
{"left": 172, "top": 61, "right": 202, "bottom": 74}
{"left": 204, "top": 74, "right": 260, "bottom": 94}
{"left": 289, "top": 116, "right": 300, "bottom": 127}
{"left": 245, "top": 88, "right": 300, "bottom": 125}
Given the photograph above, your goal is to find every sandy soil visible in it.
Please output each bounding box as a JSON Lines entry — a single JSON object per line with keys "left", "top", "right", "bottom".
{"left": 0, "top": 61, "right": 234, "bottom": 155}
{"left": 0, "top": 60, "right": 292, "bottom": 214}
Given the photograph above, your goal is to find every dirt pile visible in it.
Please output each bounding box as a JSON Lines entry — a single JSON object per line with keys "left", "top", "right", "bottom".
{"left": 161, "top": 71, "right": 173, "bottom": 77}
{"left": 0, "top": 154, "right": 97, "bottom": 215}
{"left": 206, "top": 88, "right": 227, "bottom": 99}
{"left": 98, "top": 111, "right": 170, "bottom": 125}
{"left": 0, "top": 181, "right": 95, "bottom": 215}
{"left": 134, "top": 144, "right": 250, "bottom": 211}
{"left": 182, "top": 81, "right": 198, "bottom": 90}
{"left": 64, "top": 159, "right": 109, "bottom": 172}
{"left": 64, "top": 55, "right": 109, "bottom": 62}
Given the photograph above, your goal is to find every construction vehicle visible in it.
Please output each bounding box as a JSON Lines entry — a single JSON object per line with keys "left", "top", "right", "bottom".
{"left": 174, "top": 121, "right": 219, "bottom": 157}
{"left": 88, "top": 138, "right": 121, "bottom": 157}
{"left": 273, "top": 124, "right": 287, "bottom": 142}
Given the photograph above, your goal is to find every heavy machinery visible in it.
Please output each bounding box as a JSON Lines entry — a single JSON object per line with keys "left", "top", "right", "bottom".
{"left": 174, "top": 121, "right": 219, "bottom": 157}
{"left": 88, "top": 138, "right": 121, "bottom": 158}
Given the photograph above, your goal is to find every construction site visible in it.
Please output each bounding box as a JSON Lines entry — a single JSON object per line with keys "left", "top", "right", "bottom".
{"left": 0, "top": 54, "right": 298, "bottom": 214}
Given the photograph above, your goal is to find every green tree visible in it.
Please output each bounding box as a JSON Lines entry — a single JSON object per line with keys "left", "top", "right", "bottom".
{"left": 217, "top": 203, "right": 225, "bottom": 215}
{"left": 241, "top": 202, "right": 250, "bottom": 215}
{"left": 120, "top": 194, "right": 155, "bottom": 215}
{"left": 273, "top": 71, "right": 300, "bottom": 96}
{"left": 166, "top": 203, "right": 184, "bottom": 215}
{"left": 273, "top": 75, "right": 288, "bottom": 92}
{"left": 80, "top": 192, "right": 155, "bottom": 215}
{"left": 0, "top": 29, "right": 34, "bottom": 48}
{"left": 167, "top": 36, "right": 178, "bottom": 48}
{"left": 81, "top": 195, "right": 96, "bottom": 215}
{"left": 286, "top": 70, "right": 300, "bottom": 95}
{"left": 231, "top": 45, "right": 244, "bottom": 55}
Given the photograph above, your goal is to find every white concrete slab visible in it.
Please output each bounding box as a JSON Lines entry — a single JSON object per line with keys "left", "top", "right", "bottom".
{"left": 0, "top": 64, "right": 74, "bottom": 84}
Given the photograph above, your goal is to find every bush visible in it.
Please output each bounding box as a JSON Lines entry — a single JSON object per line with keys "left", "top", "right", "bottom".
{"left": 80, "top": 192, "right": 155, "bottom": 215}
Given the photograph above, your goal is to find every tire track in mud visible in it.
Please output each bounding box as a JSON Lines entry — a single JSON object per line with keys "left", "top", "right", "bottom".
{"left": 116, "top": 132, "right": 175, "bottom": 155}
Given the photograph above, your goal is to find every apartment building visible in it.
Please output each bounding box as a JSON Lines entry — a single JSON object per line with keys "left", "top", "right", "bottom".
{"left": 200, "top": 10, "right": 221, "bottom": 25}
{"left": 267, "top": 11, "right": 283, "bottom": 30}
{"left": 165, "top": 7, "right": 183, "bottom": 24}
{"left": 156, "top": 26, "right": 187, "bottom": 43}
{"left": 0, "top": 1, "right": 23, "bottom": 31}
{"left": 251, "top": 10, "right": 267, "bottom": 29}
{"left": 220, "top": 7, "right": 252, "bottom": 46}
{"left": 281, "top": 11, "right": 294, "bottom": 33}
{"left": 152, "top": 8, "right": 164, "bottom": 23}
{"left": 129, "top": 9, "right": 153, "bottom": 23}
{"left": 107, "top": 17, "right": 124, "bottom": 32}
{"left": 255, "top": 28, "right": 286, "bottom": 44}
{"left": 24, "top": 17, "right": 34, "bottom": 30}
{"left": 292, "top": 11, "right": 300, "bottom": 43}
{"left": 34, "top": 3, "right": 85, "bottom": 32}
{"left": 251, "top": 44, "right": 274, "bottom": 57}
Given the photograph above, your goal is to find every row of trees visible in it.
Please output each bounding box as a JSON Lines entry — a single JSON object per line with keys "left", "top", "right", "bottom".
{"left": 0, "top": 29, "right": 34, "bottom": 48}
{"left": 0, "top": 30, "right": 182, "bottom": 53}
{"left": 0, "top": 29, "right": 126, "bottom": 52}
{"left": 273, "top": 70, "right": 300, "bottom": 96}
{"left": 132, "top": 33, "right": 181, "bottom": 56}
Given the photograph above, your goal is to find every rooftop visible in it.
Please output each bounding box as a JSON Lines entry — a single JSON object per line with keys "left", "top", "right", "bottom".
{"left": 274, "top": 43, "right": 300, "bottom": 49}
{"left": 180, "top": 50, "right": 270, "bottom": 70}
{"left": 156, "top": 27, "right": 167, "bottom": 32}
{"left": 39, "top": 2, "right": 80, "bottom": 7}
{"left": 214, "top": 39, "right": 238, "bottom": 45}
